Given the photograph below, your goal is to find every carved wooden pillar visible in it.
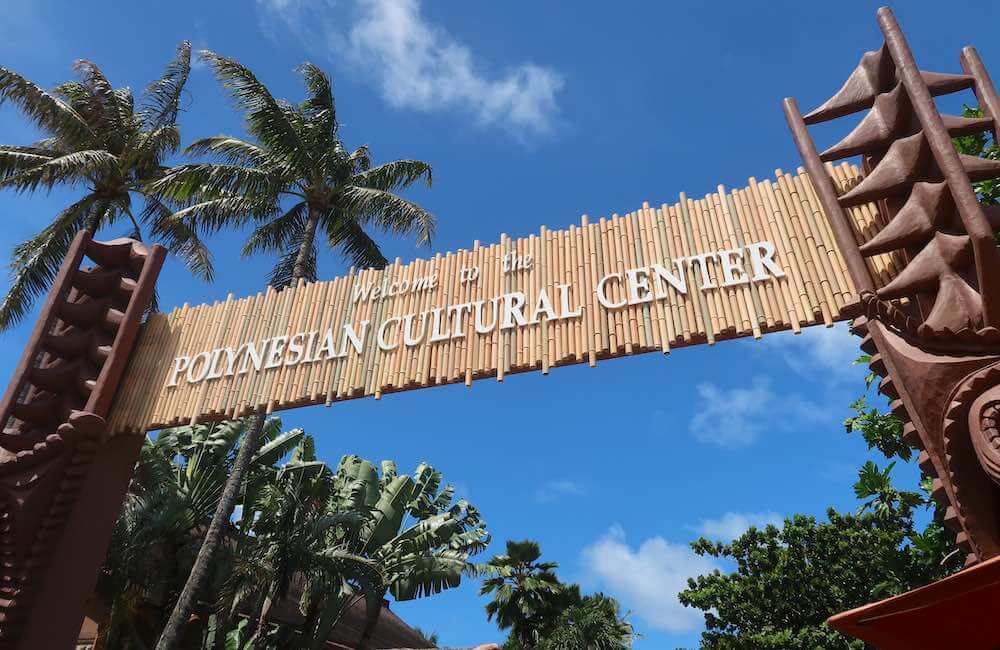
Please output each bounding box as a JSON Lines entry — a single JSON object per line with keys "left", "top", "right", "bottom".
{"left": 785, "top": 6, "right": 1000, "bottom": 648}
{"left": 0, "top": 233, "right": 164, "bottom": 649}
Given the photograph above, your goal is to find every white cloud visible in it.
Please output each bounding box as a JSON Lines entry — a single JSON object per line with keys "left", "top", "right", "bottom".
{"left": 581, "top": 525, "right": 719, "bottom": 633}
{"left": 256, "top": 0, "right": 563, "bottom": 136}
{"left": 533, "top": 478, "right": 585, "bottom": 503}
{"left": 692, "top": 511, "right": 782, "bottom": 541}
{"left": 687, "top": 377, "right": 830, "bottom": 448}
{"left": 762, "top": 322, "right": 862, "bottom": 382}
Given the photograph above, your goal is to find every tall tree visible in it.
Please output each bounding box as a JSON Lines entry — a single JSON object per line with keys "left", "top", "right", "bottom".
{"left": 98, "top": 418, "right": 304, "bottom": 649}
{"left": 480, "top": 540, "right": 567, "bottom": 647}
{"left": 153, "top": 52, "right": 435, "bottom": 650}
{"left": 679, "top": 359, "right": 961, "bottom": 648}
{"left": 150, "top": 53, "right": 434, "bottom": 288}
{"left": 0, "top": 43, "right": 211, "bottom": 329}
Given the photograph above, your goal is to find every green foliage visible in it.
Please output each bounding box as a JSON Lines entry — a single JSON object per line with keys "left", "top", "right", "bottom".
{"left": 538, "top": 593, "right": 635, "bottom": 650}
{"left": 679, "top": 508, "right": 957, "bottom": 649}
{"left": 100, "top": 422, "right": 486, "bottom": 649}
{"left": 953, "top": 105, "right": 1000, "bottom": 206}
{"left": 844, "top": 396, "right": 909, "bottom": 461}
{"left": 412, "top": 626, "right": 439, "bottom": 646}
{"left": 679, "top": 351, "right": 963, "bottom": 648}
{"left": 151, "top": 53, "right": 435, "bottom": 288}
{"left": 0, "top": 44, "right": 213, "bottom": 329}
{"left": 99, "top": 418, "right": 298, "bottom": 649}
{"left": 480, "top": 540, "right": 566, "bottom": 646}
{"left": 481, "top": 540, "right": 635, "bottom": 649}
{"left": 853, "top": 461, "right": 922, "bottom": 521}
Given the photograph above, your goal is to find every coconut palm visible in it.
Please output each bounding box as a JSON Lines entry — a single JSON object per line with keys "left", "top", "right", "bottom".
{"left": 150, "top": 51, "right": 434, "bottom": 288}
{"left": 480, "top": 540, "right": 567, "bottom": 647}
{"left": 154, "top": 53, "right": 435, "bottom": 650}
{"left": 0, "top": 43, "right": 211, "bottom": 329}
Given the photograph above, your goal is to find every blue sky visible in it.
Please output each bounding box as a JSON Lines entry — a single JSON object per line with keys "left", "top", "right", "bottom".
{"left": 1, "top": 1, "right": 996, "bottom": 647}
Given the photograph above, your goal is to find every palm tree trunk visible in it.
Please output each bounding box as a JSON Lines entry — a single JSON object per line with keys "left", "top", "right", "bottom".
{"left": 84, "top": 198, "right": 109, "bottom": 234}
{"left": 293, "top": 596, "right": 322, "bottom": 650}
{"left": 355, "top": 597, "right": 384, "bottom": 650}
{"left": 251, "top": 593, "right": 275, "bottom": 650}
{"left": 291, "top": 207, "right": 320, "bottom": 282}
{"left": 211, "top": 609, "right": 232, "bottom": 650}
{"left": 157, "top": 211, "right": 317, "bottom": 650}
{"left": 154, "top": 413, "right": 267, "bottom": 650}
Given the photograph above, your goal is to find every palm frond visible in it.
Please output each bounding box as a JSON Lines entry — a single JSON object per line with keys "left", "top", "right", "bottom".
{"left": 339, "top": 185, "right": 435, "bottom": 246}
{"left": 352, "top": 160, "right": 431, "bottom": 193}
{"left": 0, "top": 146, "right": 56, "bottom": 181}
{"left": 141, "top": 41, "right": 191, "bottom": 129}
{"left": 143, "top": 195, "right": 214, "bottom": 281}
{"left": 167, "top": 195, "right": 280, "bottom": 233}
{"left": 0, "top": 194, "right": 97, "bottom": 329}
{"left": 133, "top": 125, "right": 181, "bottom": 176}
{"left": 150, "top": 162, "right": 278, "bottom": 203}
{"left": 298, "top": 63, "right": 337, "bottom": 149}
{"left": 185, "top": 135, "right": 272, "bottom": 167}
{"left": 199, "top": 51, "right": 311, "bottom": 175}
{"left": 0, "top": 149, "right": 119, "bottom": 193}
{"left": 0, "top": 67, "right": 94, "bottom": 146}
{"left": 348, "top": 145, "right": 370, "bottom": 173}
{"left": 73, "top": 60, "right": 123, "bottom": 138}
{"left": 268, "top": 232, "right": 316, "bottom": 289}
{"left": 242, "top": 201, "right": 307, "bottom": 258}
{"left": 324, "top": 216, "right": 387, "bottom": 270}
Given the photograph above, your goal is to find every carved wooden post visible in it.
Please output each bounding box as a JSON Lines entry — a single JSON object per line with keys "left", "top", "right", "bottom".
{"left": 0, "top": 233, "right": 164, "bottom": 649}
{"left": 785, "top": 6, "right": 1000, "bottom": 647}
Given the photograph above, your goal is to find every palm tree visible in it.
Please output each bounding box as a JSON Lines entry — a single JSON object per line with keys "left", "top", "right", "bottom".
{"left": 213, "top": 454, "right": 487, "bottom": 650}
{"left": 153, "top": 52, "right": 435, "bottom": 650}
{"left": 150, "top": 52, "right": 434, "bottom": 287}
{"left": 222, "top": 441, "right": 346, "bottom": 650}
{"left": 540, "top": 593, "right": 635, "bottom": 650}
{"left": 98, "top": 418, "right": 304, "bottom": 648}
{"left": 0, "top": 43, "right": 211, "bottom": 329}
{"left": 480, "top": 540, "right": 567, "bottom": 647}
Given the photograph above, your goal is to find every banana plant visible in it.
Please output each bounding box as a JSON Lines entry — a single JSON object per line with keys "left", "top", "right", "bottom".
{"left": 322, "top": 456, "right": 490, "bottom": 650}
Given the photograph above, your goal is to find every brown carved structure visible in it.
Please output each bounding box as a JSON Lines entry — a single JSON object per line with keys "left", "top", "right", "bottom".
{"left": 785, "top": 6, "right": 1000, "bottom": 648}
{"left": 0, "top": 232, "right": 164, "bottom": 649}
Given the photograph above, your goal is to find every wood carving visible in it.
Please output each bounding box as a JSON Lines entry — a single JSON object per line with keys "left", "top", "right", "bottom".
{"left": 785, "top": 7, "right": 1000, "bottom": 565}
{"left": 0, "top": 233, "right": 164, "bottom": 649}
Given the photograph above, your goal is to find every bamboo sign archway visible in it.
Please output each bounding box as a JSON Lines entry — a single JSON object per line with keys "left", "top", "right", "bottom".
{"left": 108, "top": 163, "right": 902, "bottom": 434}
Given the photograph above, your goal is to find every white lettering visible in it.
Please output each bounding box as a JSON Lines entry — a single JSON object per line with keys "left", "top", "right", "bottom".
{"left": 530, "top": 288, "right": 557, "bottom": 324}
{"left": 187, "top": 351, "right": 211, "bottom": 383}
{"left": 167, "top": 356, "right": 189, "bottom": 387}
{"left": 501, "top": 292, "right": 528, "bottom": 329}
{"left": 597, "top": 273, "right": 626, "bottom": 309}
{"left": 626, "top": 268, "right": 654, "bottom": 305}
{"left": 265, "top": 336, "right": 287, "bottom": 369}
{"left": 651, "top": 261, "right": 688, "bottom": 296}
{"left": 378, "top": 317, "right": 400, "bottom": 351}
{"left": 748, "top": 241, "right": 786, "bottom": 281}
{"left": 718, "top": 249, "right": 749, "bottom": 287}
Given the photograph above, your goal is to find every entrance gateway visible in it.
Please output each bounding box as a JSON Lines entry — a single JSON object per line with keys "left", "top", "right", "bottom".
{"left": 2, "top": 7, "right": 1000, "bottom": 649}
